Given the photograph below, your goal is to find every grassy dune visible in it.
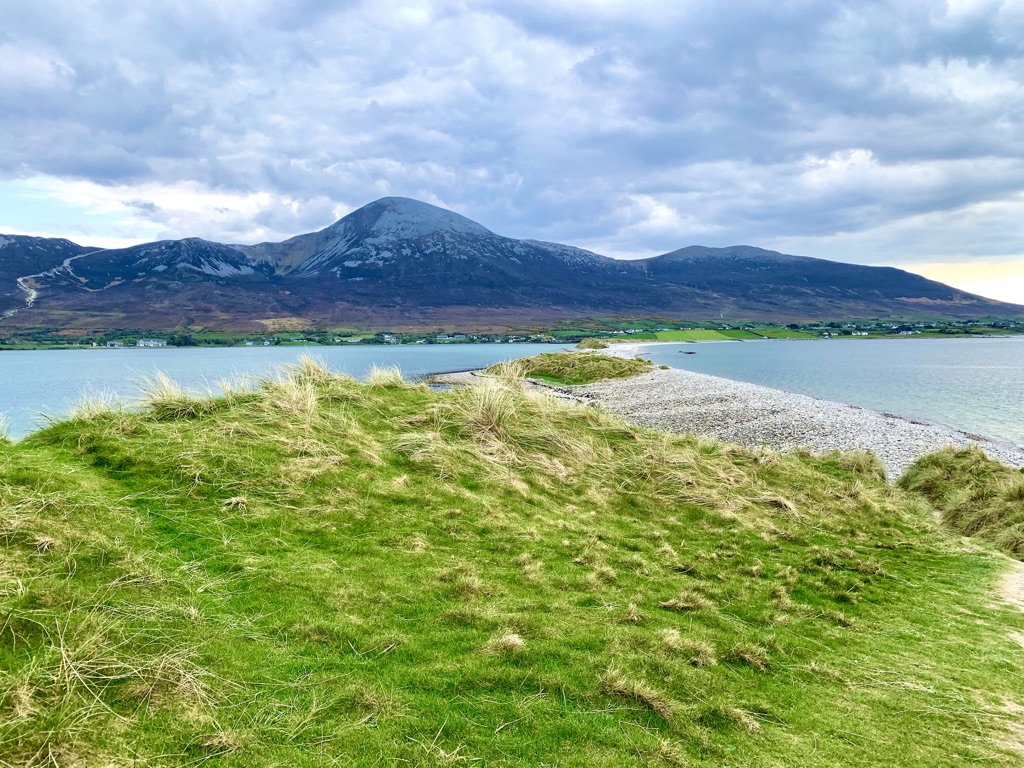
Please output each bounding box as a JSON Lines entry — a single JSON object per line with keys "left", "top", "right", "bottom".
{"left": 2, "top": 356, "right": 1024, "bottom": 765}
{"left": 901, "top": 446, "right": 1024, "bottom": 558}
{"left": 487, "top": 351, "right": 653, "bottom": 385}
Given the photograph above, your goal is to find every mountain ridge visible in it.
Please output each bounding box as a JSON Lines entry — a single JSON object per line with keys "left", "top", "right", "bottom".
{"left": 2, "top": 196, "right": 1022, "bottom": 332}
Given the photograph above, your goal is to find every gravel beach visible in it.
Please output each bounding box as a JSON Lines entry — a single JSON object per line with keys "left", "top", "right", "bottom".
{"left": 574, "top": 360, "right": 1024, "bottom": 479}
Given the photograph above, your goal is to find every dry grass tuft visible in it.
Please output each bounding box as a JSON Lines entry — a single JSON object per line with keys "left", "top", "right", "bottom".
{"left": 624, "top": 602, "right": 645, "bottom": 624}
{"left": 192, "top": 729, "right": 249, "bottom": 755}
{"left": 367, "top": 364, "right": 407, "bottom": 388}
{"left": 830, "top": 449, "right": 887, "bottom": 481}
{"left": 757, "top": 494, "right": 799, "bottom": 515}
{"left": 221, "top": 496, "right": 248, "bottom": 513}
{"left": 726, "top": 642, "right": 771, "bottom": 671}
{"left": 659, "top": 590, "right": 715, "bottom": 612}
{"left": 516, "top": 553, "right": 544, "bottom": 583}
{"left": 439, "top": 566, "right": 488, "bottom": 600}
{"left": 601, "top": 666, "right": 674, "bottom": 721}
{"left": 655, "top": 739, "right": 690, "bottom": 767}
{"left": 32, "top": 534, "right": 60, "bottom": 553}
{"left": 138, "top": 372, "right": 216, "bottom": 421}
{"left": 66, "top": 389, "right": 125, "bottom": 421}
{"left": 661, "top": 630, "right": 717, "bottom": 667}
{"left": 282, "top": 354, "right": 336, "bottom": 386}
{"left": 486, "top": 358, "right": 528, "bottom": 389}
{"left": 461, "top": 379, "right": 519, "bottom": 437}
{"left": 708, "top": 706, "right": 761, "bottom": 733}
{"left": 483, "top": 631, "right": 526, "bottom": 656}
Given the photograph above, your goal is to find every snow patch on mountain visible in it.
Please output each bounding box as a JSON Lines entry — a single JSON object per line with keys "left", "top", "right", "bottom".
{"left": 522, "top": 240, "right": 609, "bottom": 265}
{"left": 361, "top": 197, "right": 493, "bottom": 239}
{"left": 181, "top": 260, "right": 256, "bottom": 277}
{"left": 0, "top": 236, "right": 12, "bottom": 249}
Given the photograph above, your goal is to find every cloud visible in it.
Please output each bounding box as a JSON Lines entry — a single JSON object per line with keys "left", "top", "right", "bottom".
{"left": 0, "top": 0, "right": 1022, "bottom": 286}
{"left": 902, "top": 260, "right": 1024, "bottom": 304}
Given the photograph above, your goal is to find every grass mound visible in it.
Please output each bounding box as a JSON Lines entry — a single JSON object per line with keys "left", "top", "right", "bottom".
{"left": 2, "top": 360, "right": 1024, "bottom": 765}
{"left": 576, "top": 338, "right": 609, "bottom": 350}
{"left": 488, "top": 351, "right": 652, "bottom": 385}
{"left": 900, "top": 445, "right": 1024, "bottom": 557}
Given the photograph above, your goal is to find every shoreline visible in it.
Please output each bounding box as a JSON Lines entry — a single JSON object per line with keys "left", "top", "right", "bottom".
{"left": 580, "top": 345, "right": 1024, "bottom": 478}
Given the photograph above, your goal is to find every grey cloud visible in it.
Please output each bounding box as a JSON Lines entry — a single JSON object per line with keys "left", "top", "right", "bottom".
{"left": 125, "top": 199, "right": 159, "bottom": 213}
{"left": 0, "top": 0, "right": 1022, "bottom": 266}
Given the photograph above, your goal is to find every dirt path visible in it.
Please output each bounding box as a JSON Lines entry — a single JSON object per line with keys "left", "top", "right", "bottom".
{"left": 1002, "top": 560, "right": 1024, "bottom": 613}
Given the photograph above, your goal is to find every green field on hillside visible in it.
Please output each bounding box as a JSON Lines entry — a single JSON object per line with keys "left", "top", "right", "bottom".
{"left": 653, "top": 329, "right": 765, "bottom": 341}
{"left": 654, "top": 330, "right": 733, "bottom": 341}
{"left": 753, "top": 328, "right": 818, "bottom": 339}
{"left": 717, "top": 330, "right": 763, "bottom": 340}
{"left": 2, "top": 355, "right": 1023, "bottom": 766}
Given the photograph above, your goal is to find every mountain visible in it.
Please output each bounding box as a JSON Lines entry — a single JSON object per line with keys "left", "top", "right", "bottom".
{"left": 2, "top": 197, "right": 1021, "bottom": 332}
{"left": 639, "top": 245, "right": 988, "bottom": 317}
{"left": 239, "top": 198, "right": 641, "bottom": 304}
{"left": 0, "top": 235, "right": 100, "bottom": 316}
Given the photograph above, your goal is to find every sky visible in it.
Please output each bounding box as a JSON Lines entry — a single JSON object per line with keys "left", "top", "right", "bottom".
{"left": 1, "top": 0, "right": 1023, "bottom": 304}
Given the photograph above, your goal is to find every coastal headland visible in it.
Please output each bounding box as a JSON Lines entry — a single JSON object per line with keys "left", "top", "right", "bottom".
{"left": 3, "top": 352, "right": 1024, "bottom": 765}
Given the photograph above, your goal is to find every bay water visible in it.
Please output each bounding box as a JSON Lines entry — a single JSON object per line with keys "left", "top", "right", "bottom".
{"left": 635, "top": 337, "right": 1024, "bottom": 445}
{"left": 3, "top": 338, "right": 1022, "bottom": 447}
{"left": 0, "top": 343, "right": 564, "bottom": 439}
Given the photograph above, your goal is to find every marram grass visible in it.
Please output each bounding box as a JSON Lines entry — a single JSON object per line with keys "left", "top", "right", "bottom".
{"left": 901, "top": 445, "right": 1024, "bottom": 557}
{"left": 2, "top": 358, "right": 1024, "bottom": 766}
{"left": 486, "top": 351, "right": 653, "bottom": 385}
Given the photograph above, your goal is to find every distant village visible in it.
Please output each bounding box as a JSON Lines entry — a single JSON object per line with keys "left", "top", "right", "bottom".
{"left": 1, "top": 318, "right": 1021, "bottom": 350}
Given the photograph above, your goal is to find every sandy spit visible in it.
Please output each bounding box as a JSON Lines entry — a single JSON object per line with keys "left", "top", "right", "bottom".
{"left": 574, "top": 356, "right": 1024, "bottom": 480}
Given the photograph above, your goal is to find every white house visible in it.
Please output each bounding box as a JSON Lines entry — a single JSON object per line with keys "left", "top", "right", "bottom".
{"left": 136, "top": 339, "right": 167, "bottom": 347}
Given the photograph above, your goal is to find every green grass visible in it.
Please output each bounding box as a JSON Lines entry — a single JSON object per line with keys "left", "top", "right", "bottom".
{"left": 2, "top": 358, "right": 1024, "bottom": 765}
{"left": 651, "top": 329, "right": 762, "bottom": 341}
{"left": 752, "top": 328, "right": 818, "bottom": 339}
{"left": 487, "top": 351, "right": 653, "bottom": 385}
{"left": 717, "top": 330, "right": 762, "bottom": 340}
{"left": 654, "top": 330, "right": 732, "bottom": 341}
{"left": 900, "top": 446, "right": 1024, "bottom": 557}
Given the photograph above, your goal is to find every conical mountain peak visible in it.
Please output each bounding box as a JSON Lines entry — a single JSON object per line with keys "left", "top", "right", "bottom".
{"left": 331, "top": 196, "right": 494, "bottom": 240}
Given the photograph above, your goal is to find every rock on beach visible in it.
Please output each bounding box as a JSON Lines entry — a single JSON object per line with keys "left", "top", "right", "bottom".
{"left": 574, "top": 365, "right": 1024, "bottom": 480}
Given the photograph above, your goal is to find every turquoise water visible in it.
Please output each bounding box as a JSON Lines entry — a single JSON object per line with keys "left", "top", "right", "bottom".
{"left": 637, "top": 337, "right": 1024, "bottom": 445}
{"left": 3, "top": 338, "right": 1022, "bottom": 446}
{"left": 0, "top": 344, "right": 565, "bottom": 439}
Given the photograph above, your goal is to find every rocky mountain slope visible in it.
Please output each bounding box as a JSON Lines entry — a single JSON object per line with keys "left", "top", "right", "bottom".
{"left": 0, "top": 235, "right": 100, "bottom": 316}
{"left": 1, "top": 197, "right": 1021, "bottom": 331}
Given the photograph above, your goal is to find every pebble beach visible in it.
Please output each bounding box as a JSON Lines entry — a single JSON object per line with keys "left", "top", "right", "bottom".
{"left": 577, "top": 346, "right": 1024, "bottom": 479}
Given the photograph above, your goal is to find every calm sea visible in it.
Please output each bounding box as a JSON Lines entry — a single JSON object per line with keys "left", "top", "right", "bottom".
{"left": 0, "top": 343, "right": 565, "bottom": 439}
{"left": 3, "top": 338, "right": 1022, "bottom": 446}
{"left": 636, "top": 337, "right": 1024, "bottom": 445}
